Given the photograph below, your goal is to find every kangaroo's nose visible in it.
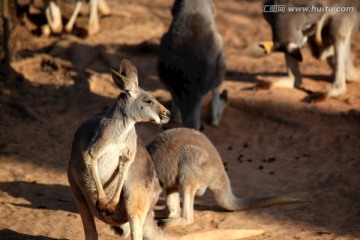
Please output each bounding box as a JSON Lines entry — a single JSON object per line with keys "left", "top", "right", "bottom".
{"left": 159, "top": 110, "right": 171, "bottom": 123}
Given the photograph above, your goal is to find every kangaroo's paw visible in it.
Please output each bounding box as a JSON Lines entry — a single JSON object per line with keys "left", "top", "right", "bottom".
{"left": 326, "top": 85, "right": 346, "bottom": 98}
{"left": 104, "top": 201, "right": 118, "bottom": 215}
{"left": 346, "top": 67, "right": 360, "bottom": 82}
{"left": 160, "top": 217, "right": 193, "bottom": 228}
{"left": 96, "top": 197, "right": 108, "bottom": 213}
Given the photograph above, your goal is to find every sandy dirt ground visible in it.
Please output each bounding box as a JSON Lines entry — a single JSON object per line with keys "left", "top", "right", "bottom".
{"left": 1, "top": 0, "right": 360, "bottom": 239}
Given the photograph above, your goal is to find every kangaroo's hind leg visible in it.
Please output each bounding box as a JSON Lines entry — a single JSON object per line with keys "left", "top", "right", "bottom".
{"left": 98, "top": 0, "right": 111, "bottom": 16}
{"left": 88, "top": 0, "right": 100, "bottom": 35}
{"left": 271, "top": 53, "right": 302, "bottom": 89}
{"left": 166, "top": 188, "right": 181, "bottom": 218}
{"left": 162, "top": 145, "right": 208, "bottom": 227}
{"left": 65, "top": 1, "right": 82, "bottom": 33}
{"left": 211, "top": 85, "right": 227, "bottom": 127}
{"left": 68, "top": 174, "right": 98, "bottom": 240}
{"left": 44, "top": 1, "right": 63, "bottom": 35}
{"left": 126, "top": 186, "right": 151, "bottom": 240}
{"left": 327, "top": 21, "right": 353, "bottom": 97}
{"left": 162, "top": 184, "right": 197, "bottom": 228}
{"left": 345, "top": 37, "right": 360, "bottom": 82}
{"left": 211, "top": 52, "right": 227, "bottom": 127}
{"left": 170, "top": 92, "right": 182, "bottom": 125}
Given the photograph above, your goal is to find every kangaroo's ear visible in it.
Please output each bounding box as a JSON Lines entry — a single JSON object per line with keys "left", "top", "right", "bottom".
{"left": 119, "top": 59, "right": 138, "bottom": 86}
{"left": 111, "top": 69, "right": 135, "bottom": 91}
{"left": 111, "top": 60, "right": 138, "bottom": 91}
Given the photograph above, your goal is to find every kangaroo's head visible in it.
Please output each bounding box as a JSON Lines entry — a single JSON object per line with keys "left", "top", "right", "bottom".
{"left": 111, "top": 59, "right": 170, "bottom": 124}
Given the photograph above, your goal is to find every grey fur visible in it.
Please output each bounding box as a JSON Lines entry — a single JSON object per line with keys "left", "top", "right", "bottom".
{"left": 147, "top": 128, "right": 299, "bottom": 227}
{"left": 67, "top": 59, "right": 170, "bottom": 240}
{"left": 263, "top": 0, "right": 360, "bottom": 97}
{"left": 67, "top": 61, "right": 263, "bottom": 240}
{"left": 158, "top": 0, "right": 227, "bottom": 130}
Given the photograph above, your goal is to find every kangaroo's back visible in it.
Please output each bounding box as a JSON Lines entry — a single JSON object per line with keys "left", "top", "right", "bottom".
{"left": 158, "top": 0, "right": 222, "bottom": 95}
{"left": 147, "top": 128, "right": 223, "bottom": 188}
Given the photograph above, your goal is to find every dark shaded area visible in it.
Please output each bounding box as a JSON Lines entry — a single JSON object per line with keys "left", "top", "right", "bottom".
{"left": 0, "top": 181, "right": 77, "bottom": 213}
{"left": 0, "top": 229, "right": 68, "bottom": 240}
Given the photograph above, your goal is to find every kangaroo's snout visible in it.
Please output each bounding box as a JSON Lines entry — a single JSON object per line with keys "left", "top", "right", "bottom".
{"left": 159, "top": 109, "right": 171, "bottom": 124}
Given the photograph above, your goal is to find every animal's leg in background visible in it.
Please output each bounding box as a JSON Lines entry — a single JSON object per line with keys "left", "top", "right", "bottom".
{"left": 162, "top": 185, "right": 196, "bottom": 227}
{"left": 98, "top": 0, "right": 111, "bottom": 16}
{"left": 345, "top": 38, "right": 360, "bottom": 82}
{"left": 181, "top": 97, "right": 202, "bottom": 130}
{"left": 211, "top": 85, "right": 227, "bottom": 127}
{"left": 211, "top": 51, "right": 227, "bottom": 127}
{"left": 272, "top": 53, "right": 302, "bottom": 89}
{"left": 166, "top": 188, "right": 181, "bottom": 218}
{"left": 327, "top": 28, "right": 351, "bottom": 97}
{"left": 170, "top": 93, "right": 182, "bottom": 124}
{"left": 179, "top": 184, "right": 197, "bottom": 225}
{"left": 44, "top": 1, "right": 63, "bottom": 35}
{"left": 88, "top": 0, "right": 100, "bottom": 35}
{"left": 65, "top": 1, "right": 82, "bottom": 33}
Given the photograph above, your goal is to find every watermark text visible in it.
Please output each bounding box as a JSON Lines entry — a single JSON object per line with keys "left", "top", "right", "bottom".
{"left": 262, "top": 5, "right": 355, "bottom": 13}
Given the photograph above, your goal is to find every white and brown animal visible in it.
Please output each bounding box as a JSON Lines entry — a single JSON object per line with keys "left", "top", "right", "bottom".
{"left": 158, "top": 0, "right": 227, "bottom": 130}
{"left": 42, "top": 0, "right": 110, "bottom": 36}
{"left": 147, "top": 128, "right": 299, "bottom": 227}
{"left": 262, "top": 0, "right": 360, "bottom": 97}
{"left": 67, "top": 60, "right": 264, "bottom": 240}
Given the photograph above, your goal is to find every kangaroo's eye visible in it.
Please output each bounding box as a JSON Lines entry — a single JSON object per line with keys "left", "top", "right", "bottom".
{"left": 144, "top": 99, "right": 152, "bottom": 104}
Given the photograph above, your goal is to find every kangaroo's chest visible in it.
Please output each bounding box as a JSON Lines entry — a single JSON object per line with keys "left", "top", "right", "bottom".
{"left": 97, "top": 137, "right": 137, "bottom": 184}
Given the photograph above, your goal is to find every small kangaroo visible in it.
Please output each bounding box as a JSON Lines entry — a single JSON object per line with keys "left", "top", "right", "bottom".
{"left": 262, "top": 0, "right": 360, "bottom": 97}
{"left": 67, "top": 59, "right": 171, "bottom": 239}
{"left": 158, "top": 0, "right": 227, "bottom": 130}
{"left": 42, "top": 0, "right": 110, "bottom": 36}
{"left": 147, "top": 128, "right": 299, "bottom": 227}
{"left": 69, "top": 139, "right": 265, "bottom": 240}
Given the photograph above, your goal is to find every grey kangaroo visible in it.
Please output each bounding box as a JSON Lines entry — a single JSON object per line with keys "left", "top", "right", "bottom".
{"left": 263, "top": 0, "right": 360, "bottom": 97}
{"left": 147, "top": 128, "right": 299, "bottom": 227}
{"left": 158, "top": 0, "right": 227, "bottom": 130}
{"left": 67, "top": 59, "right": 170, "bottom": 239}
{"left": 67, "top": 60, "right": 263, "bottom": 240}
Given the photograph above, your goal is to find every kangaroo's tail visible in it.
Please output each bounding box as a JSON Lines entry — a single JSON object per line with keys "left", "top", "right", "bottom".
{"left": 233, "top": 196, "right": 300, "bottom": 210}
{"left": 143, "top": 210, "right": 265, "bottom": 240}
{"left": 315, "top": 13, "right": 331, "bottom": 48}
{"left": 179, "top": 229, "right": 265, "bottom": 240}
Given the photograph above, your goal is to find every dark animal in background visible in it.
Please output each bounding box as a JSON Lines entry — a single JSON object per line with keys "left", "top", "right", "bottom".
{"left": 158, "top": 0, "right": 227, "bottom": 130}
{"left": 263, "top": 0, "right": 360, "bottom": 97}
